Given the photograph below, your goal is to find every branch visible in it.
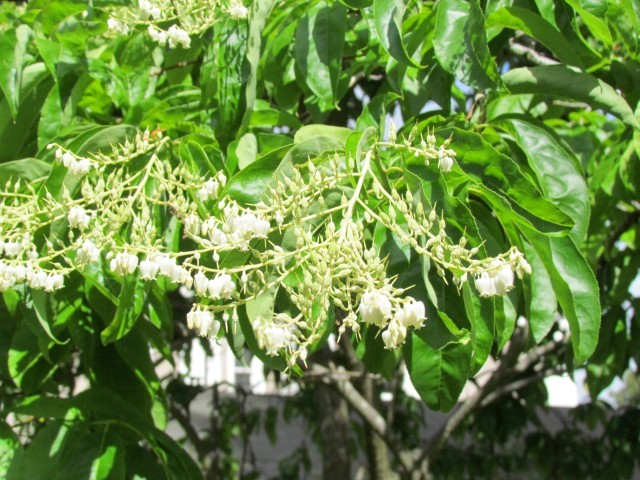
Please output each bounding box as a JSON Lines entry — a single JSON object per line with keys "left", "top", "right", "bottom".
{"left": 416, "top": 322, "right": 533, "bottom": 473}
{"left": 507, "top": 39, "right": 559, "bottom": 66}
{"left": 308, "top": 364, "right": 414, "bottom": 475}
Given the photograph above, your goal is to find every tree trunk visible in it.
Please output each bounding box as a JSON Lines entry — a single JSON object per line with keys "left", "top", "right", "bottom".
{"left": 315, "top": 348, "right": 352, "bottom": 480}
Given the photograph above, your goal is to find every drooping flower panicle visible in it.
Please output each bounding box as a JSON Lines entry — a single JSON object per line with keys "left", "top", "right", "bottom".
{"left": 0, "top": 127, "right": 530, "bottom": 369}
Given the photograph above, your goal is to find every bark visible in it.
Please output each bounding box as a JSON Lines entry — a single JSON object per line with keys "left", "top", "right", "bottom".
{"left": 315, "top": 348, "right": 352, "bottom": 480}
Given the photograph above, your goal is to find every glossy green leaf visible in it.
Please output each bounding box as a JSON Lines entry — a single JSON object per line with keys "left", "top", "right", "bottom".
{"left": 295, "top": 1, "right": 347, "bottom": 106}
{"left": 434, "top": 0, "right": 501, "bottom": 90}
{"left": 0, "top": 158, "right": 51, "bottom": 182}
{"left": 101, "top": 275, "right": 149, "bottom": 345}
{"left": 0, "top": 63, "right": 53, "bottom": 163}
{"left": 404, "top": 325, "right": 472, "bottom": 412}
{"left": 240, "top": 287, "right": 290, "bottom": 372}
{"left": 521, "top": 228, "right": 600, "bottom": 364}
{"left": 498, "top": 117, "right": 590, "bottom": 244}
{"left": 523, "top": 240, "right": 557, "bottom": 343}
{"left": 486, "top": 7, "right": 584, "bottom": 67}
{"left": 21, "top": 289, "right": 68, "bottom": 345}
{"left": 211, "top": 18, "right": 249, "bottom": 148}
{"left": 0, "top": 25, "right": 31, "bottom": 120}
{"left": 8, "top": 322, "right": 58, "bottom": 393}
{"left": 503, "top": 66, "right": 640, "bottom": 130}
{"left": 439, "top": 127, "right": 575, "bottom": 235}
{"left": 245, "top": 0, "right": 277, "bottom": 114}
{"left": 359, "top": 325, "right": 400, "bottom": 380}
{"left": 372, "top": 0, "right": 420, "bottom": 67}
{"left": 462, "top": 283, "right": 494, "bottom": 375}
{"left": 565, "top": 0, "right": 613, "bottom": 47}
{"left": 0, "top": 422, "right": 20, "bottom": 479}
{"left": 225, "top": 136, "right": 345, "bottom": 204}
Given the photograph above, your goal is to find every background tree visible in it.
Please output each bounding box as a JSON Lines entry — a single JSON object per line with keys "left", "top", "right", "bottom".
{"left": 0, "top": 0, "right": 638, "bottom": 479}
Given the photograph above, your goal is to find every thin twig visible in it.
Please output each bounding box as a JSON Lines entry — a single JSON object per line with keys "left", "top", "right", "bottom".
{"left": 508, "top": 39, "right": 559, "bottom": 66}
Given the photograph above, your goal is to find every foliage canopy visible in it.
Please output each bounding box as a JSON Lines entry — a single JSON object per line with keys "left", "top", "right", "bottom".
{"left": 0, "top": 0, "right": 638, "bottom": 478}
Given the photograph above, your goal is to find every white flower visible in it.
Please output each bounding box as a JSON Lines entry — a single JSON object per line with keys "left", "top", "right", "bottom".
{"left": 493, "top": 263, "right": 514, "bottom": 295}
{"left": 359, "top": 289, "right": 392, "bottom": 327}
{"left": 381, "top": 320, "right": 407, "bottom": 349}
{"left": 44, "top": 273, "right": 64, "bottom": 292}
{"left": 61, "top": 151, "right": 75, "bottom": 167}
{"left": 217, "top": 273, "right": 235, "bottom": 298}
{"left": 77, "top": 240, "right": 100, "bottom": 264}
{"left": 69, "top": 158, "right": 93, "bottom": 176}
{"left": 262, "top": 325, "right": 286, "bottom": 356}
{"left": 227, "top": 1, "right": 249, "bottom": 20}
{"left": 475, "top": 261, "right": 515, "bottom": 297}
{"left": 68, "top": 206, "right": 90, "bottom": 230}
{"left": 107, "top": 17, "right": 130, "bottom": 35}
{"left": 148, "top": 26, "right": 167, "bottom": 46}
{"left": 438, "top": 156, "right": 454, "bottom": 173}
{"left": 157, "top": 255, "right": 177, "bottom": 277}
{"left": 254, "top": 218, "right": 270, "bottom": 238}
{"left": 474, "top": 272, "right": 494, "bottom": 297}
{"left": 210, "top": 228, "right": 227, "bottom": 246}
{"left": 186, "top": 307, "right": 220, "bottom": 338}
{"left": 2, "top": 242, "right": 22, "bottom": 257}
{"left": 193, "top": 271, "right": 208, "bottom": 297}
{"left": 207, "top": 273, "right": 235, "bottom": 299}
{"left": 110, "top": 252, "right": 139, "bottom": 276}
{"left": 170, "top": 265, "right": 188, "bottom": 284}
{"left": 198, "top": 179, "right": 219, "bottom": 201}
{"left": 167, "top": 25, "right": 191, "bottom": 49}
{"left": 0, "top": 278, "right": 12, "bottom": 292}
{"left": 395, "top": 299, "right": 426, "bottom": 329}
{"left": 28, "top": 270, "right": 48, "bottom": 289}
{"left": 139, "top": 258, "right": 160, "bottom": 280}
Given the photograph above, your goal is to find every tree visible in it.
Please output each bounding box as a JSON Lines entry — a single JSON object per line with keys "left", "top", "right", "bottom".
{"left": 0, "top": 0, "right": 638, "bottom": 478}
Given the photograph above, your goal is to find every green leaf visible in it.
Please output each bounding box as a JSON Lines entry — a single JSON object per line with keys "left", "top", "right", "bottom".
{"left": 358, "top": 326, "right": 399, "bottom": 379}
{"left": 439, "top": 127, "right": 575, "bottom": 235}
{"left": 225, "top": 135, "right": 345, "bottom": 205}
{"left": 22, "top": 289, "right": 68, "bottom": 345}
{"left": 502, "top": 66, "right": 640, "bottom": 130}
{"left": 404, "top": 326, "right": 472, "bottom": 412}
{"left": 295, "top": 1, "right": 347, "bottom": 106}
{"left": 245, "top": 0, "right": 277, "bottom": 113}
{"left": 564, "top": 0, "right": 613, "bottom": 47}
{"left": 522, "top": 240, "right": 557, "bottom": 343}
{"left": 209, "top": 18, "right": 249, "bottom": 149}
{"left": 0, "top": 63, "right": 53, "bottom": 163}
{"left": 293, "top": 124, "right": 353, "bottom": 145}
{"left": 233, "top": 132, "right": 258, "bottom": 170}
{"left": 101, "top": 274, "right": 149, "bottom": 344}
{"left": 0, "top": 422, "right": 20, "bottom": 479}
{"left": 239, "top": 288, "right": 290, "bottom": 372}
{"left": 372, "top": 0, "right": 421, "bottom": 68}
{"left": 485, "top": 7, "right": 584, "bottom": 68}
{"left": 498, "top": 117, "right": 590, "bottom": 244}
{"left": 521, "top": 228, "right": 600, "bottom": 364}
{"left": 0, "top": 158, "right": 51, "bottom": 183}
{"left": 8, "top": 321, "right": 58, "bottom": 393}
{"left": 0, "top": 25, "right": 31, "bottom": 120}
{"left": 462, "top": 283, "right": 493, "bottom": 374}
{"left": 433, "top": 0, "right": 501, "bottom": 90}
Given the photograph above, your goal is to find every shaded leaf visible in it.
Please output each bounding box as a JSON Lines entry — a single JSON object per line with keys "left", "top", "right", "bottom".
{"left": 503, "top": 66, "right": 640, "bottom": 130}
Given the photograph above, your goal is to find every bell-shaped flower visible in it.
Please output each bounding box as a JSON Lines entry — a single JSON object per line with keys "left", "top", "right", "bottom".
{"left": 359, "top": 289, "right": 392, "bottom": 327}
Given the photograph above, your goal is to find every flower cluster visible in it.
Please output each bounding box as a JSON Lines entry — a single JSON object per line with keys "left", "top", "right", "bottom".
{"left": 0, "top": 126, "right": 531, "bottom": 370}
{"left": 106, "top": 0, "right": 249, "bottom": 49}
{"left": 54, "top": 148, "right": 95, "bottom": 177}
